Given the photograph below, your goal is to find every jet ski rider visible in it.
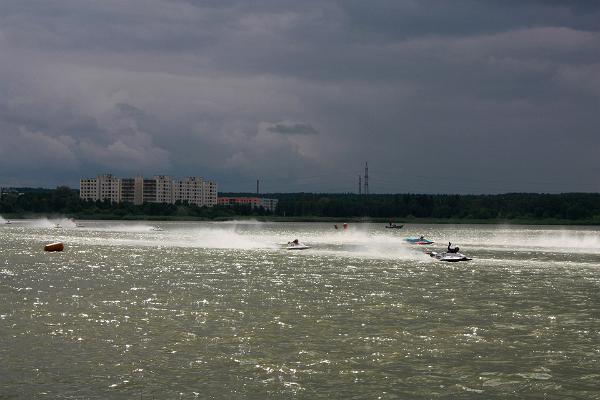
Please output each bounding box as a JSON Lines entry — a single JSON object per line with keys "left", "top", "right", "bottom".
{"left": 447, "top": 242, "right": 459, "bottom": 253}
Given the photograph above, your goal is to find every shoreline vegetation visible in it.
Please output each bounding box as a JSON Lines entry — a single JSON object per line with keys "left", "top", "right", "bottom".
{"left": 1, "top": 214, "right": 598, "bottom": 226}
{"left": 1, "top": 187, "right": 600, "bottom": 225}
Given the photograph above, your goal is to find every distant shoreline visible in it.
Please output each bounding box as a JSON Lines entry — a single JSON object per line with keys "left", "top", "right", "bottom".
{"left": 3, "top": 213, "right": 599, "bottom": 226}
{"left": 3, "top": 189, "right": 600, "bottom": 225}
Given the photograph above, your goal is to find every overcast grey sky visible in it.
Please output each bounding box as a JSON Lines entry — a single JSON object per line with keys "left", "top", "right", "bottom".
{"left": 0, "top": 0, "right": 598, "bottom": 193}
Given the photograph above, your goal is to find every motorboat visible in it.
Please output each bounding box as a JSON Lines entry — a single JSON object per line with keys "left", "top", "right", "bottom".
{"left": 404, "top": 236, "right": 434, "bottom": 245}
{"left": 428, "top": 251, "right": 471, "bottom": 262}
{"left": 385, "top": 224, "right": 404, "bottom": 229}
{"left": 287, "top": 241, "right": 310, "bottom": 250}
{"left": 53, "top": 223, "right": 62, "bottom": 229}
{"left": 151, "top": 226, "right": 164, "bottom": 232}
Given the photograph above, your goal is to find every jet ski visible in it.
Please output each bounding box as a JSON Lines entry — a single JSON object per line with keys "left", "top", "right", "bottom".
{"left": 428, "top": 251, "right": 471, "bottom": 262}
{"left": 287, "top": 240, "right": 310, "bottom": 250}
{"left": 404, "top": 236, "right": 434, "bottom": 245}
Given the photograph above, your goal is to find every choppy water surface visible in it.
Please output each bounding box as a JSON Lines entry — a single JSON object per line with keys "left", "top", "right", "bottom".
{"left": 1, "top": 219, "right": 599, "bottom": 399}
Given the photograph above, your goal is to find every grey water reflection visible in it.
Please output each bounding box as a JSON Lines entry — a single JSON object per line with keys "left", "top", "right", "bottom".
{"left": 1, "top": 220, "right": 599, "bottom": 398}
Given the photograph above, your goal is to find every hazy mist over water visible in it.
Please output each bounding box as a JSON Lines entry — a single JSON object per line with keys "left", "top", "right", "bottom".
{"left": 1, "top": 220, "right": 599, "bottom": 398}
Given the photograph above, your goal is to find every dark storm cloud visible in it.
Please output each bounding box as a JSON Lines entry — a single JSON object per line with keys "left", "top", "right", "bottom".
{"left": 267, "top": 122, "right": 318, "bottom": 135}
{"left": 339, "top": 0, "right": 600, "bottom": 39}
{"left": 0, "top": 0, "right": 598, "bottom": 192}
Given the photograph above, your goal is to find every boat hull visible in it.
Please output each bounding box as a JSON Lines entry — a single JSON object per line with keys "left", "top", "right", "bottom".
{"left": 429, "top": 251, "right": 471, "bottom": 262}
{"left": 404, "top": 237, "right": 434, "bottom": 245}
{"left": 287, "top": 244, "right": 310, "bottom": 250}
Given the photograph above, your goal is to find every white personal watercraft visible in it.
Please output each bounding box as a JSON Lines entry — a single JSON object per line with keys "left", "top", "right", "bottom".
{"left": 428, "top": 251, "right": 471, "bottom": 262}
{"left": 286, "top": 240, "right": 310, "bottom": 250}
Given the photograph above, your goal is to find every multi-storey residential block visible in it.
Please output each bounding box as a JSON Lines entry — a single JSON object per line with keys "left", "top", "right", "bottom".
{"left": 80, "top": 174, "right": 121, "bottom": 203}
{"left": 80, "top": 178, "right": 98, "bottom": 201}
{"left": 80, "top": 174, "right": 217, "bottom": 207}
{"left": 120, "top": 176, "right": 144, "bottom": 205}
{"left": 100, "top": 174, "right": 121, "bottom": 203}
{"left": 174, "top": 176, "right": 214, "bottom": 207}
{"left": 155, "top": 175, "right": 174, "bottom": 204}
{"left": 203, "top": 181, "right": 218, "bottom": 207}
{"left": 174, "top": 177, "right": 198, "bottom": 205}
{"left": 143, "top": 178, "right": 157, "bottom": 203}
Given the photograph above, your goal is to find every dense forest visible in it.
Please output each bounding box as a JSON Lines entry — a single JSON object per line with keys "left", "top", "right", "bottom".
{"left": 2, "top": 187, "right": 600, "bottom": 223}
{"left": 271, "top": 192, "right": 600, "bottom": 222}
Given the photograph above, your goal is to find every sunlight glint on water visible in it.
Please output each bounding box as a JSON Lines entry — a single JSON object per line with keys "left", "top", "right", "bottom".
{"left": 1, "top": 221, "right": 599, "bottom": 399}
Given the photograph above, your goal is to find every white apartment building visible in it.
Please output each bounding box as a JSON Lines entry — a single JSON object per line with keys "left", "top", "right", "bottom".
{"left": 121, "top": 176, "right": 144, "bottom": 205}
{"left": 80, "top": 174, "right": 217, "bottom": 207}
{"left": 203, "top": 181, "right": 218, "bottom": 207}
{"left": 155, "top": 175, "right": 174, "bottom": 204}
{"left": 174, "top": 176, "right": 203, "bottom": 205}
{"left": 80, "top": 174, "right": 121, "bottom": 203}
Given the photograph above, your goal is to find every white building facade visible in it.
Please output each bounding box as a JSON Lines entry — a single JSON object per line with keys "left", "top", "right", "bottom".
{"left": 80, "top": 174, "right": 121, "bottom": 203}
{"left": 174, "top": 176, "right": 202, "bottom": 205}
{"left": 203, "top": 181, "right": 218, "bottom": 207}
{"left": 80, "top": 174, "right": 218, "bottom": 207}
{"left": 155, "top": 175, "right": 174, "bottom": 204}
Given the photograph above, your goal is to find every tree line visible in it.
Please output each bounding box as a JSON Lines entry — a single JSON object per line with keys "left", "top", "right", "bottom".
{"left": 271, "top": 192, "right": 600, "bottom": 222}
{"left": 1, "top": 187, "right": 600, "bottom": 222}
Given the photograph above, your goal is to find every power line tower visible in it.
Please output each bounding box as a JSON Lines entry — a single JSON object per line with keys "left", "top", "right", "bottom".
{"left": 358, "top": 175, "right": 362, "bottom": 195}
{"left": 364, "top": 162, "right": 369, "bottom": 195}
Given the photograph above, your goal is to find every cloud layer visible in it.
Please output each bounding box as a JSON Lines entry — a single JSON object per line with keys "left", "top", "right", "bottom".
{"left": 0, "top": 0, "right": 598, "bottom": 193}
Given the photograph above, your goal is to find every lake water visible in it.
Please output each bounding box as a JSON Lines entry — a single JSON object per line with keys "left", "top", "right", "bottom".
{"left": 1, "top": 219, "right": 599, "bottom": 399}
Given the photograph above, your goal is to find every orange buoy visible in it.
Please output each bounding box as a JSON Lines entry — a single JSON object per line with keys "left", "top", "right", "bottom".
{"left": 44, "top": 242, "right": 64, "bottom": 252}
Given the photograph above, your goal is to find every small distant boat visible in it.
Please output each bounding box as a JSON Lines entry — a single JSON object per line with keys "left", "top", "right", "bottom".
{"left": 404, "top": 236, "right": 434, "bottom": 245}
{"left": 5, "top": 220, "right": 11, "bottom": 225}
{"left": 385, "top": 224, "right": 403, "bottom": 229}
{"left": 44, "top": 242, "right": 64, "bottom": 252}
{"left": 287, "top": 240, "right": 310, "bottom": 250}
{"left": 428, "top": 251, "right": 471, "bottom": 262}
{"left": 151, "top": 226, "right": 164, "bottom": 231}
{"left": 53, "top": 223, "right": 62, "bottom": 229}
